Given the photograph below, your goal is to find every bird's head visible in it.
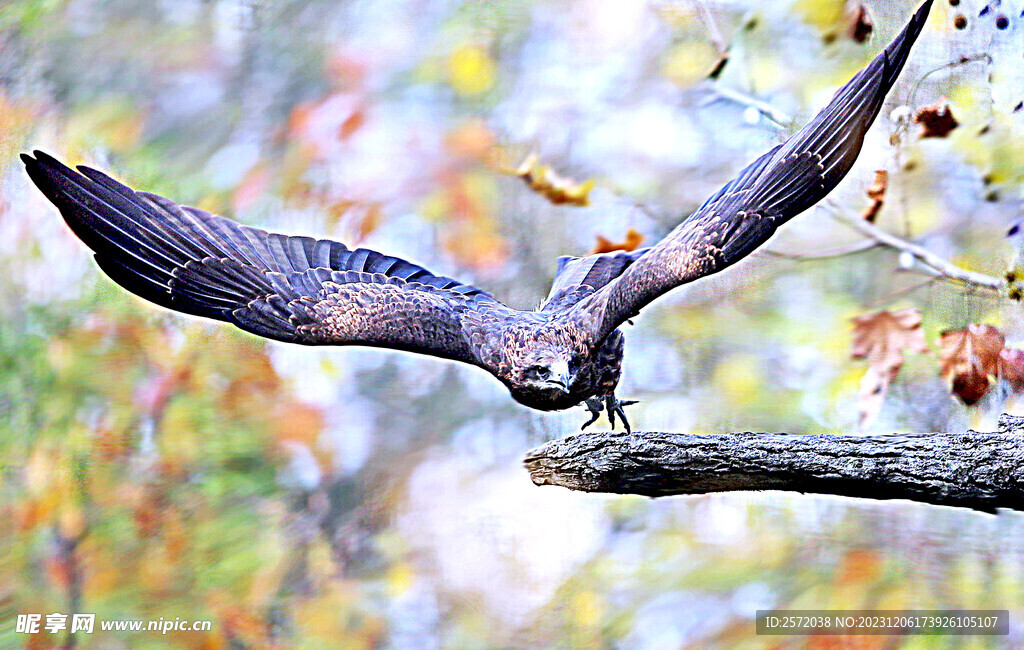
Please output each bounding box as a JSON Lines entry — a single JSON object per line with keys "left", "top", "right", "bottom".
{"left": 520, "top": 352, "right": 574, "bottom": 393}
{"left": 508, "top": 350, "right": 581, "bottom": 410}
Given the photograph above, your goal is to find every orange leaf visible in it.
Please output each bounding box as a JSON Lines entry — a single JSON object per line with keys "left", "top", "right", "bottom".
{"left": 591, "top": 229, "right": 644, "bottom": 254}
{"left": 914, "top": 101, "right": 959, "bottom": 138}
{"left": 851, "top": 309, "right": 929, "bottom": 427}
{"left": 508, "top": 153, "right": 595, "bottom": 207}
{"left": 862, "top": 170, "right": 887, "bottom": 223}
{"left": 939, "top": 324, "right": 1005, "bottom": 405}
{"left": 847, "top": 4, "right": 873, "bottom": 43}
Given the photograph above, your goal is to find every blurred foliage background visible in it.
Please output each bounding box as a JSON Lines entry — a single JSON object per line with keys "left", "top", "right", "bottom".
{"left": 3, "top": 0, "right": 1024, "bottom": 647}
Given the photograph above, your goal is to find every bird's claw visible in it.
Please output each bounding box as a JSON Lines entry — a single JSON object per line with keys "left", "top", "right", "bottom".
{"left": 580, "top": 396, "right": 639, "bottom": 433}
{"left": 581, "top": 397, "right": 603, "bottom": 431}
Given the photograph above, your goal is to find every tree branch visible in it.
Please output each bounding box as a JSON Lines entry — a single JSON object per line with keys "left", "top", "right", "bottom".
{"left": 701, "top": 84, "right": 791, "bottom": 126}
{"left": 765, "top": 203, "right": 1006, "bottom": 297}
{"left": 762, "top": 238, "right": 881, "bottom": 261}
{"left": 838, "top": 216, "right": 1005, "bottom": 293}
{"left": 524, "top": 415, "right": 1024, "bottom": 512}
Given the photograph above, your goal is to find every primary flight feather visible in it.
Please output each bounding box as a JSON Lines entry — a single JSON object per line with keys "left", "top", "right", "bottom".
{"left": 23, "top": 0, "right": 933, "bottom": 433}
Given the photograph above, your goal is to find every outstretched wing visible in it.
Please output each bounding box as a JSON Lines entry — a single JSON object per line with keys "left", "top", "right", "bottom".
{"left": 23, "top": 151, "right": 511, "bottom": 366}
{"left": 571, "top": 0, "right": 933, "bottom": 341}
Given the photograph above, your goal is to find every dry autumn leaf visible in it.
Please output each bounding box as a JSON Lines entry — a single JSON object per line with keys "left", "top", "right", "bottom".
{"left": 862, "top": 169, "right": 887, "bottom": 222}
{"left": 847, "top": 4, "right": 874, "bottom": 43}
{"left": 939, "top": 324, "right": 1005, "bottom": 405}
{"left": 851, "top": 308, "right": 929, "bottom": 428}
{"left": 509, "top": 153, "right": 595, "bottom": 207}
{"left": 914, "top": 101, "right": 959, "bottom": 138}
{"left": 591, "top": 229, "right": 644, "bottom": 254}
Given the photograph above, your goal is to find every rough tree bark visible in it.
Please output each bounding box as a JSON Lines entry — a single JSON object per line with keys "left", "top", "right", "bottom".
{"left": 524, "top": 415, "right": 1024, "bottom": 511}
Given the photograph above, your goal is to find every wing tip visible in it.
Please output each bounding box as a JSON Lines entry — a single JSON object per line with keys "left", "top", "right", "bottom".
{"left": 883, "top": 0, "right": 933, "bottom": 80}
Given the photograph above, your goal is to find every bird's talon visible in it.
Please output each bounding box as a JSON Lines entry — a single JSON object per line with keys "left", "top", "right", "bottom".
{"left": 581, "top": 398, "right": 603, "bottom": 430}
{"left": 577, "top": 395, "right": 638, "bottom": 433}
{"left": 605, "top": 395, "right": 617, "bottom": 429}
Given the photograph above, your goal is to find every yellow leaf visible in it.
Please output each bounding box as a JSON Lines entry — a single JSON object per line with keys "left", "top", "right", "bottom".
{"left": 507, "top": 153, "right": 595, "bottom": 207}
{"left": 663, "top": 40, "right": 719, "bottom": 87}
{"left": 448, "top": 44, "right": 496, "bottom": 97}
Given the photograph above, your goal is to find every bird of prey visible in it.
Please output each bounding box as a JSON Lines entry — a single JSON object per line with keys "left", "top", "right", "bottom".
{"left": 23, "top": 1, "right": 932, "bottom": 433}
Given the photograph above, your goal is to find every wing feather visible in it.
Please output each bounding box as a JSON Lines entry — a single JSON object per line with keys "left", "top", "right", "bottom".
{"left": 24, "top": 151, "right": 508, "bottom": 367}
{"left": 572, "top": 0, "right": 933, "bottom": 340}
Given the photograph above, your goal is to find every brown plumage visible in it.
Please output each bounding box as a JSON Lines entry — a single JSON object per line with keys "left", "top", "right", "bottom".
{"left": 22, "top": 1, "right": 932, "bottom": 433}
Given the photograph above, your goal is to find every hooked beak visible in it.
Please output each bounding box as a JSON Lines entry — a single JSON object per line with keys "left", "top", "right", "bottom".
{"left": 544, "top": 360, "right": 572, "bottom": 394}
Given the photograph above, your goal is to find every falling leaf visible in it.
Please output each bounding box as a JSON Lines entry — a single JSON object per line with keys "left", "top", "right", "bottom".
{"left": 939, "top": 324, "right": 1005, "bottom": 405}
{"left": 847, "top": 4, "right": 874, "bottom": 43}
{"left": 861, "top": 169, "right": 887, "bottom": 222}
{"left": 851, "top": 309, "right": 929, "bottom": 428}
{"left": 591, "top": 229, "right": 645, "bottom": 254}
{"left": 508, "top": 153, "right": 595, "bottom": 207}
{"left": 914, "top": 101, "right": 959, "bottom": 138}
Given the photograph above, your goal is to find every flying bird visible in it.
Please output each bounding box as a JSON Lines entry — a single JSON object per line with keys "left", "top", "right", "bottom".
{"left": 23, "top": 1, "right": 933, "bottom": 433}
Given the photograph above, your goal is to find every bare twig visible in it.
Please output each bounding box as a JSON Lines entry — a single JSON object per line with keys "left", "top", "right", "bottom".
{"left": 837, "top": 215, "right": 1004, "bottom": 293}
{"left": 700, "top": 84, "right": 791, "bottom": 126}
{"left": 763, "top": 238, "right": 880, "bottom": 261}
{"left": 690, "top": 0, "right": 728, "bottom": 54}
{"left": 907, "top": 53, "right": 991, "bottom": 111}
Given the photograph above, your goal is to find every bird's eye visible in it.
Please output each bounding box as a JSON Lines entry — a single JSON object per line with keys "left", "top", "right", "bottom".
{"left": 1009, "top": 224, "right": 1021, "bottom": 237}
{"left": 527, "top": 365, "right": 549, "bottom": 379}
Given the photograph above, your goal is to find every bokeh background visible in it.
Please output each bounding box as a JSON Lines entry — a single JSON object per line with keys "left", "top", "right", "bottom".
{"left": 3, "top": 0, "right": 1024, "bottom": 647}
